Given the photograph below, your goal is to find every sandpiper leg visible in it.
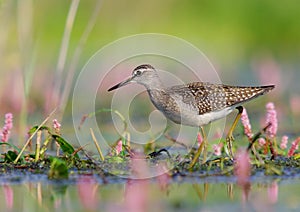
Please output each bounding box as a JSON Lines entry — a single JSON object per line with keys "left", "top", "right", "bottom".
{"left": 188, "top": 126, "right": 207, "bottom": 169}
{"left": 201, "top": 126, "right": 208, "bottom": 164}
{"left": 226, "top": 106, "right": 244, "bottom": 159}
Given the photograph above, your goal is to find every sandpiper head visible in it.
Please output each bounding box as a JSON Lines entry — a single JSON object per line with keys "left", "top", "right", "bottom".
{"left": 108, "top": 64, "right": 158, "bottom": 91}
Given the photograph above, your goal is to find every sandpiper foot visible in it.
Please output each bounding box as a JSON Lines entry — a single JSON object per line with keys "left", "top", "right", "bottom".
{"left": 226, "top": 106, "right": 244, "bottom": 159}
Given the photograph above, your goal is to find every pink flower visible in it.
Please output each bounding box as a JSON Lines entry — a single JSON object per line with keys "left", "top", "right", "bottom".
{"left": 241, "top": 109, "right": 252, "bottom": 139}
{"left": 115, "top": 140, "right": 123, "bottom": 155}
{"left": 234, "top": 149, "right": 251, "bottom": 186}
{"left": 280, "top": 135, "right": 288, "bottom": 150}
{"left": 197, "top": 132, "right": 203, "bottom": 147}
{"left": 5, "top": 113, "right": 13, "bottom": 129}
{"left": 53, "top": 119, "right": 61, "bottom": 134}
{"left": 212, "top": 143, "right": 223, "bottom": 156}
{"left": 265, "top": 102, "right": 278, "bottom": 138}
{"left": 1, "top": 113, "right": 13, "bottom": 142}
{"left": 267, "top": 181, "right": 278, "bottom": 204}
{"left": 287, "top": 137, "right": 300, "bottom": 157}
{"left": 258, "top": 138, "right": 266, "bottom": 147}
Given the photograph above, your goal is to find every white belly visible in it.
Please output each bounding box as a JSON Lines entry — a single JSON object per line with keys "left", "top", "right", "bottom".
{"left": 163, "top": 106, "right": 234, "bottom": 127}
{"left": 183, "top": 107, "right": 234, "bottom": 126}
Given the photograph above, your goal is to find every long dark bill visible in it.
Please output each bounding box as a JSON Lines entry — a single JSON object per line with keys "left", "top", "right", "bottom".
{"left": 107, "top": 77, "right": 133, "bottom": 92}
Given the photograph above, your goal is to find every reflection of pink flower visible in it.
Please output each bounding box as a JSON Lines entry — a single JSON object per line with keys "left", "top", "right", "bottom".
{"left": 212, "top": 143, "right": 223, "bottom": 156}
{"left": 125, "top": 179, "right": 148, "bottom": 212}
{"left": 124, "top": 152, "right": 150, "bottom": 212}
{"left": 77, "top": 175, "right": 98, "bottom": 211}
{"left": 234, "top": 149, "right": 251, "bottom": 202}
{"left": 234, "top": 149, "right": 251, "bottom": 186}
{"left": 4, "top": 185, "right": 13, "bottom": 209}
{"left": 156, "top": 163, "right": 170, "bottom": 191}
{"left": 1, "top": 113, "right": 13, "bottom": 142}
{"left": 267, "top": 182, "right": 278, "bottom": 204}
{"left": 115, "top": 140, "right": 123, "bottom": 155}
{"left": 288, "top": 137, "right": 300, "bottom": 157}
{"left": 265, "top": 102, "right": 278, "bottom": 138}
{"left": 280, "top": 136, "right": 288, "bottom": 150}
{"left": 241, "top": 109, "right": 252, "bottom": 139}
{"left": 130, "top": 151, "right": 149, "bottom": 178}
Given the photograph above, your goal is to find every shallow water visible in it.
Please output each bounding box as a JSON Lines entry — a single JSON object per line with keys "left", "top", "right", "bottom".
{"left": 0, "top": 173, "right": 299, "bottom": 212}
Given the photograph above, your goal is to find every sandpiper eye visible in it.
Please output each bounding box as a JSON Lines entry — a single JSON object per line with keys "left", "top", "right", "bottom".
{"left": 135, "top": 70, "right": 142, "bottom": 76}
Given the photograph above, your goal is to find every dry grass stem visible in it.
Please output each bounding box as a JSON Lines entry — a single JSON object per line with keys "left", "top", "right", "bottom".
{"left": 90, "top": 128, "right": 104, "bottom": 161}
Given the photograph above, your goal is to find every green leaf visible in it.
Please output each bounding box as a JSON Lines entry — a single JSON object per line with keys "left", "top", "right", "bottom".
{"left": 52, "top": 134, "right": 79, "bottom": 158}
{"left": 0, "top": 143, "right": 24, "bottom": 162}
{"left": 0, "top": 142, "right": 21, "bottom": 152}
{"left": 48, "top": 157, "right": 69, "bottom": 179}
{"left": 28, "top": 125, "right": 51, "bottom": 135}
{"left": 4, "top": 150, "right": 19, "bottom": 163}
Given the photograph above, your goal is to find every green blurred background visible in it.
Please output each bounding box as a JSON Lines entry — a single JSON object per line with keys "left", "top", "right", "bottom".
{"left": 0, "top": 0, "right": 299, "bottom": 137}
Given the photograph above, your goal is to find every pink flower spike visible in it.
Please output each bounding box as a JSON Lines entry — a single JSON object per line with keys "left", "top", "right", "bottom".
{"left": 212, "top": 143, "right": 223, "bottom": 156}
{"left": 280, "top": 135, "right": 288, "bottom": 150}
{"left": 53, "top": 119, "right": 61, "bottom": 130}
{"left": 4, "top": 113, "right": 13, "bottom": 130}
{"left": 266, "top": 102, "right": 275, "bottom": 110}
{"left": 288, "top": 137, "right": 300, "bottom": 157}
{"left": 258, "top": 138, "right": 266, "bottom": 147}
{"left": 265, "top": 102, "right": 278, "bottom": 138}
{"left": 115, "top": 140, "right": 123, "bottom": 155}
{"left": 1, "top": 113, "right": 13, "bottom": 142}
{"left": 241, "top": 109, "right": 252, "bottom": 139}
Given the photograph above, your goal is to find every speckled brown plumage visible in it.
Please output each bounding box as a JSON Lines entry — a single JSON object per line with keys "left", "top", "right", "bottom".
{"left": 170, "top": 82, "right": 274, "bottom": 115}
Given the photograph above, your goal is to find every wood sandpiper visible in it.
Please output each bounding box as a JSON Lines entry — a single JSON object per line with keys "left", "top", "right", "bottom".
{"left": 108, "top": 64, "right": 274, "bottom": 166}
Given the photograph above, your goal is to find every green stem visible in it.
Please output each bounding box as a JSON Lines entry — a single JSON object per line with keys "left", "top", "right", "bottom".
{"left": 35, "top": 130, "right": 42, "bottom": 162}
